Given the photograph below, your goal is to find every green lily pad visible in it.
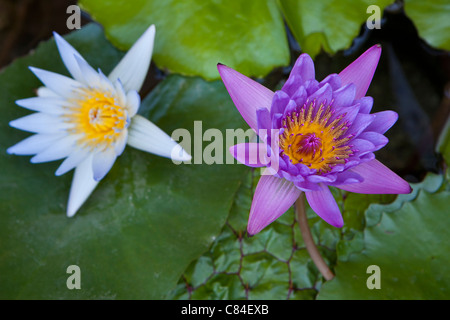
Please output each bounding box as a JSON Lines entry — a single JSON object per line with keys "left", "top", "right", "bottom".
{"left": 278, "top": 0, "right": 393, "bottom": 58}
{"left": 79, "top": 0, "right": 289, "bottom": 80}
{"left": 404, "top": 0, "right": 450, "bottom": 51}
{"left": 318, "top": 174, "right": 450, "bottom": 299}
{"left": 168, "top": 168, "right": 398, "bottom": 299}
{"left": 0, "top": 24, "right": 248, "bottom": 299}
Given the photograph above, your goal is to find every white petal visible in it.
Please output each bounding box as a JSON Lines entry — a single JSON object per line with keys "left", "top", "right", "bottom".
{"left": 170, "top": 144, "right": 192, "bottom": 162}
{"left": 108, "top": 24, "right": 155, "bottom": 92}
{"left": 53, "top": 31, "right": 87, "bottom": 83}
{"left": 9, "top": 113, "right": 71, "bottom": 133}
{"left": 127, "top": 114, "right": 191, "bottom": 161}
{"left": 126, "top": 90, "right": 140, "bottom": 117}
{"left": 29, "top": 67, "right": 83, "bottom": 98}
{"left": 7, "top": 133, "right": 65, "bottom": 155}
{"left": 92, "top": 148, "right": 117, "bottom": 181}
{"left": 74, "top": 55, "right": 101, "bottom": 87}
{"left": 37, "top": 87, "right": 59, "bottom": 98}
{"left": 16, "top": 97, "right": 68, "bottom": 115}
{"left": 97, "top": 69, "right": 115, "bottom": 93}
{"left": 113, "top": 79, "right": 127, "bottom": 106}
{"left": 30, "top": 134, "right": 79, "bottom": 163}
{"left": 114, "top": 129, "right": 128, "bottom": 156}
{"left": 67, "top": 155, "right": 99, "bottom": 217}
{"left": 55, "top": 147, "right": 91, "bottom": 176}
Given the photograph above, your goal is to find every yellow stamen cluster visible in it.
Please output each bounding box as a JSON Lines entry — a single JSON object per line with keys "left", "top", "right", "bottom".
{"left": 279, "top": 101, "right": 353, "bottom": 174}
{"left": 68, "top": 88, "right": 128, "bottom": 149}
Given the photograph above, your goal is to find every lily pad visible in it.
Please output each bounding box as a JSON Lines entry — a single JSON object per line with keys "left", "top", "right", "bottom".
{"left": 404, "top": 0, "right": 450, "bottom": 51}
{"left": 318, "top": 174, "right": 450, "bottom": 299}
{"left": 168, "top": 169, "right": 398, "bottom": 299}
{"left": 278, "top": 0, "right": 393, "bottom": 58}
{"left": 79, "top": 0, "right": 290, "bottom": 80}
{"left": 0, "top": 24, "right": 248, "bottom": 299}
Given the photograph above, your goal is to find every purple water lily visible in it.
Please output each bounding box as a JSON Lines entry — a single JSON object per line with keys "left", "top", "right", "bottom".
{"left": 218, "top": 44, "right": 412, "bottom": 235}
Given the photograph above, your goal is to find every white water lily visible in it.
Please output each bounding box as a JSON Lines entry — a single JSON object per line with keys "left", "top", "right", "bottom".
{"left": 7, "top": 25, "right": 191, "bottom": 217}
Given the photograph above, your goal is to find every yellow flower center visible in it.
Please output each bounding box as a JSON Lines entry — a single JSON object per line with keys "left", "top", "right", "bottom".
{"left": 68, "top": 88, "right": 128, "bottom": 149}
{"left": 279, "top": 102, "right": 353, "bottom": 174}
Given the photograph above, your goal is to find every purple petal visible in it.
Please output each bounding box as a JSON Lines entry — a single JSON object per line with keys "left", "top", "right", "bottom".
{"left": 336, "top": 159, "right": 412, "bottom": 194}
{"left": 339, "top": 44, "right": 382, "bottom": 100}
{"left": 320, "top": 73, "right": 341, "bottom": 90}
{"left": 291, "top": 85, "right": 307, "bottom": 107}
{"left": 329, "top": 170, "right": 363, "bottom": 186}
{"left": 290, "top": 54, "right": 315, "bottom": 82}
{"left": 365, "top": 110, "right": 398, "bottom": 134}
{"left": 305, "top": 184, "right": 344, "bottom": 227}
{"left": 284, "top": 160, "right": 299, "bottom": 176}
{"left": 357, "top": 132, "right": 388, "bottom": 151}
{"left": 229, "top": 143, "right": 269, "bottom": 167}
{"left": 256, "top": 108, "right": 273, "bottom": 144}
{"left": 340, "top": 102, "right": 361, "bottom": 125}
{"left": 281, "top": 75, "right": 303, "bottom": 97}
{"left": 357, "top": 96, "right": 373, "bottom": 114}
{"left": 332, "top": 83, "right": 356, "bottom": 108}
{"left": 293, "top": 179, "right": 322, "bottom": 192}
{"left": 326, "top": 101, "right": 359, "bottom": 129}
{"left": 282, "top": 54, "right": 315, "bottom": 96}
{"left": 346, "top": 113, "right": 375, "bottom": 138}
{"left": 272, "top": 113, "right": 283, "bottom": 130}
{"left": 308, "top": 83, "right": 332, "bottom": 107}
{"left": 361, "top": 152, "right": 375, "bottom": 161}
{"left": 304, "top": 79, "right": 320, "bottom": 96}
{"left": 283, "top": 99, "right": 298, "bottom": 117}
{"left": 306, "top": 174, "right": 337, "bottom": 184}
{"left": 270, "top": 90, "right": 290, "bottom": 117}
{"left": 350, "top": 138, "right": 376, "bottom": 157}
{"left": 279, "top": 170, "right": 305, "bottom": 183}
{"left": 218, "top": 64, "right": 274, "bottom": 131}
{"left": 248, "top": 175, "right": 301, "bottom": 235}
{"left": 256, "top": 108, "right": 272, "bottom": 132}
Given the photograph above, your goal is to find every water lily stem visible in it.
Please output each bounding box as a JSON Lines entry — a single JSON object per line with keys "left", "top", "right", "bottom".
{"left": 295, "top": 194, "right": 335, "bottom": 281}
